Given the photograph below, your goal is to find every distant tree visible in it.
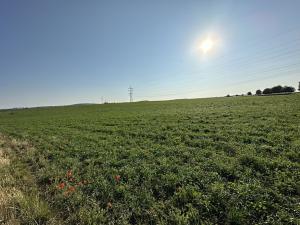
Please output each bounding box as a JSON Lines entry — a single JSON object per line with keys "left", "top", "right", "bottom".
{"left": 282, "top": 86, "right": 295, "bottom": 93}
{"left": 263, "top": 88, "right": 272, "bottom": 95}
{"left": 247, "top": 92, "right": 252, "bottom": 96}
{"left": 271, "top": 85, "right": 283, "bottom": 93}
{"left": 256, "top": 89, "right": 262, "bottom": 95}
{"left": 226, "top": 94, "right": 231, "bottom": 97}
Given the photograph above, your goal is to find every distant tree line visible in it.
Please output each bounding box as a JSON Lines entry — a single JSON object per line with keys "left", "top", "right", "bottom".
{"left": 258, "top": 85, "right": 295, "bottom": 95}
{"left": 226, "top": 85, "right": 296, "bottom": 97}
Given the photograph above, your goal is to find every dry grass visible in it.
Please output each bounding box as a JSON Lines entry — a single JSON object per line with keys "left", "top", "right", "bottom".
{"left": 0, "top": 134, "right": 61, "bottom": 225}
{"left": 0, "top": 135, "right": 20, "bottom": 224}
{"left": 0, "top": 149, "right": 10, "bottom": 166}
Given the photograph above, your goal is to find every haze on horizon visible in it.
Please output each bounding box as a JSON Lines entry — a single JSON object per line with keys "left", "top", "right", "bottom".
{"left": 1, "top": 0, "right": 300, "bottom": 109}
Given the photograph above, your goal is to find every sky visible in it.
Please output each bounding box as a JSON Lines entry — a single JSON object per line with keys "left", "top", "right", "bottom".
{"left": 0, "top": 0, "right": 300, "bottom": 108}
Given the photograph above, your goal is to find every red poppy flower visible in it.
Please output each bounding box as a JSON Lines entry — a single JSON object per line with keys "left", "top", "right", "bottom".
{"left": 114, "top": 175, "right": 121, "bottom": 182}
{"left": 57, "top": 182, "right": 65, "bottom": 190}
{"left": 68, "top": 186, "right": 75, "bottom": 192}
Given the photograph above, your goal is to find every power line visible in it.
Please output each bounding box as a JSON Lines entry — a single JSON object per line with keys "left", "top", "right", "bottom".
{"left": 136, "top": 39, "right": 300, "bottom": 90}
{"left": 130, "top": 26, "right": 300, "bottom": 91}
{"left": 135, "top": 64, "right": 300, "bottom": 99}
{"left": 133, "top": 26, "right": 300, "bottom": 101}
{"left": 135, "top": 58, "right": 300, "bottom": 98}
{"left": 137, "top": 48, "right": 300, "bottom": 92}
{"left": 132, "top": 39, "right": 300, "bottom": 97}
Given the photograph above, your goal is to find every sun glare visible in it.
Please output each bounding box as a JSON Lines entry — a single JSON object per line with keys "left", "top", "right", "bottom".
{"left": 200, "top": 38, "right": 214, "bottom": 54}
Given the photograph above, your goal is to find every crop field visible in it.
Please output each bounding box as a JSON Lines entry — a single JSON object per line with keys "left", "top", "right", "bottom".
{"left": 0, "top": 94, "right": 299, "bottom": 224}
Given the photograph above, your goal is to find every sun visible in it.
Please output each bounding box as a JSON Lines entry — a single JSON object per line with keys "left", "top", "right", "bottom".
{"left": 199, "top": 38, "right": 214, "bottom": 54}
{"left": 191, "top": 33, "right": 221, "bottom": 58}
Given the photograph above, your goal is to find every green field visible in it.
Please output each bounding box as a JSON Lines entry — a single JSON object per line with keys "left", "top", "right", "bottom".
{"left": 0, "top": 94, "right": 299, "bottom": 224}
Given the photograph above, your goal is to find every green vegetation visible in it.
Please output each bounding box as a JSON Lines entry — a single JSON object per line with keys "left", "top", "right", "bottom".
{"left": 262, "top": 85, "right": 295, "bottom": 95}
{"left": 0, "top": 94, "right": 299, "bottom": 224}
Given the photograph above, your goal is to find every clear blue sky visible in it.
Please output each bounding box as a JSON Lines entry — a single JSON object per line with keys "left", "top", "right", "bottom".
{"left": 1, "top": 0, "right": 300, "bottom": 108}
